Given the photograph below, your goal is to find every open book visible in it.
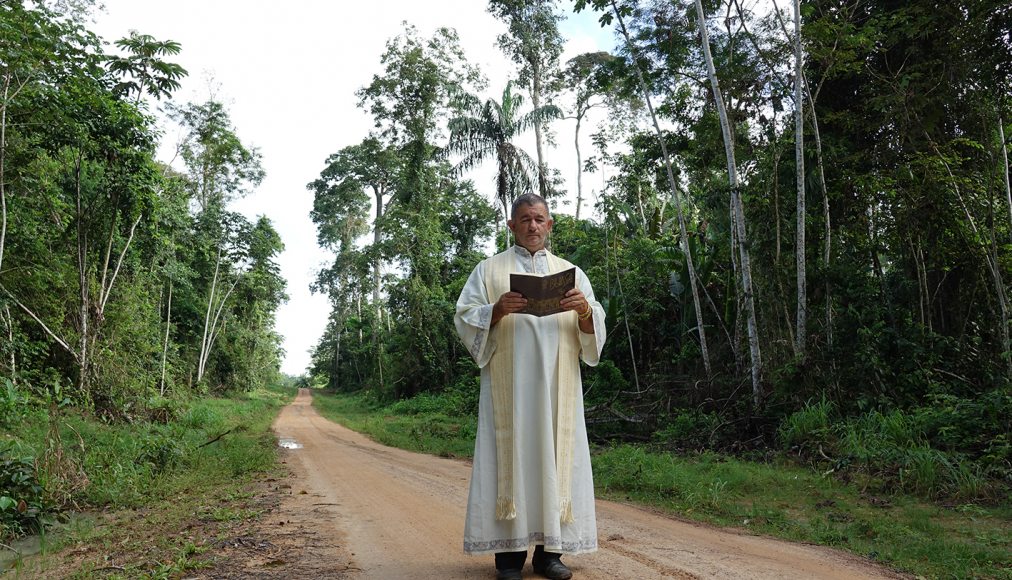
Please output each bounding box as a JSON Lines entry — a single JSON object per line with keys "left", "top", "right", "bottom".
{"left": 510, "top": 267, "right": 576, "bottom": 317}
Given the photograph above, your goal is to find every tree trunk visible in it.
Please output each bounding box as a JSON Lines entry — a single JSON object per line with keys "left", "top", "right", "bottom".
{"left": 793, "top": 0, "right": 807, "bottom": 360}
{"left": 532, "top": 60, "right": 548, "bottom": 197}
{"left": 74, "top": 153, "right": 91, "bottom": 397}
{"left": 1, "top": 304, "right": 14, "bottom": 384}
{"left": 578, "top": 110, "right": 586, "bottom": 219}
{"left": 334, "top": 325, "right": 341, "bottom": 392}
{"left": 773, "top": 0, "right": 834, "bottom": 352}
{"left": 160, "top": 280, "right": 173, "bottom": 396}
{"left": 612, "top": 0, "right": 712, "bottom": 377}
{"left": 0, "top": 73, "right": 8, "bottom": 275}
{"left": 370, "top": 191, "right": 386, "bottom": 393}
{"left": 694, "top": 0, "right": 762, "bottom": 403}
{"left": 198, "top": 245, "right": 222, "bottom": 383}
{"left": 1001, "top": 117, "right": 1011, "bottom": 244}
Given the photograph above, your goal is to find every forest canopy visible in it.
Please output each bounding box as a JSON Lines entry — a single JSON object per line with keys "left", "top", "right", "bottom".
{"left": 306, "top": 0, "right": 1011, "bottom": 501}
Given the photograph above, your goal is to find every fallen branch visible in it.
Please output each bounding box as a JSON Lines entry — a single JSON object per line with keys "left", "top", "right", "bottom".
{"left": 198, "top": 428, "right": 235, "bottom": 448}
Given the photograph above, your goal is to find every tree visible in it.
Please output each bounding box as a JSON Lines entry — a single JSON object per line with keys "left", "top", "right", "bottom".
{"left": 447, "top": 81, "right": 561, "bottom": 231}
{"left": 693, "top": 0, "right": 763, "bottom": 404}
{"left": 488, "top": 0, "right": 564, "bottom": 197}
{"left": 169, "top": 98, "right": 266, "bottom": 386}
{"left": 605, "top": 0, "right": 712, "bottom": 378}
{"left": 167, "top": 99, "right": 264, "bottom": 213}
{"left": 106, "top": 31, "right": 187, "bottom": 104}
{"left": 792, "top": 0, "right": 806, "bottom": 359}
{"left": 554, "top": 51, "right": 615, "bottom": 220}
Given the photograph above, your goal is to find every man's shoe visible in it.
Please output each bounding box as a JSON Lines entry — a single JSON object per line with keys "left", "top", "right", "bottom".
{"left": 496, "top": 568, "right": 523, "bottom": 580}
{"left": 533, "top": 559, "right": 573, "bottom": 580}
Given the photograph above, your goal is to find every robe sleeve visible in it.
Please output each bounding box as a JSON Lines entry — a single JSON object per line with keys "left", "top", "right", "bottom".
{"left": 455, "top": 260, "right": 496, "bottom": 368}
{"left": 576, "top": 267, "right": 606, "bottom": 366}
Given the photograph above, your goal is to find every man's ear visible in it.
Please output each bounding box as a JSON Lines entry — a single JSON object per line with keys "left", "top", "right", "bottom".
{"left": 506, "top": 219, "right": 515, "bottom": 232}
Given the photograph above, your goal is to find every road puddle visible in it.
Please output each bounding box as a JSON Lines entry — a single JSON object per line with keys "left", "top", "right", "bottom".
{"left": 279, "top": 437, "right": 303, "bottom": 450}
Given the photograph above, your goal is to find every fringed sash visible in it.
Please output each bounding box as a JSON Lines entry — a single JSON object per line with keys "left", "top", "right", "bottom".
{"left": 484, "top": 249, "right": 580, "bottom": 524}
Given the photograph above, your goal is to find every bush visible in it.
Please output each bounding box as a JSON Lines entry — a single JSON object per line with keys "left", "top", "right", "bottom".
{"left": 136, "top": 431, "right": 186, "bottom": 473}
{"left": 654, "top": 410, "right": 724, "bottom": 449}
{"left": 0, "top": 378, "right": 29, "bottom": 428}
{"left": 778, "top": 398, "right": 834, "bottom": 449}
{"left": 0, "top": 444, "right": 47, "bottom": 539}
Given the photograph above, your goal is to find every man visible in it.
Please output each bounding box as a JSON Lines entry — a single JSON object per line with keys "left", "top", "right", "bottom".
{"left": 454, "top": 193, "right": 606, "bottom": 580}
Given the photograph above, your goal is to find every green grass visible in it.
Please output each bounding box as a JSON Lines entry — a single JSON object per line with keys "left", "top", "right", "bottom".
{"left": 593, "top": 444, "right": 1011, "bottom": 579}
{"left": 312, "top": 389, "right": 477, "bottom": 459}
{"left": 312, "top": 389, "right": 1012, "bottom": 580}
{"left": 2, "top": 384, "right": 295, "bottom": 577}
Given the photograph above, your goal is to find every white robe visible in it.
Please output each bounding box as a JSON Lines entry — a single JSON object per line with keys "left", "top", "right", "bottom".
{"left": 455, "top": 246, "right": 606, "bottom": 555}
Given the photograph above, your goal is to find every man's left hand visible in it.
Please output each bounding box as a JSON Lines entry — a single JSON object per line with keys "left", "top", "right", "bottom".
{"left": 560, "top": 288, "right": 591, "bottom": 316}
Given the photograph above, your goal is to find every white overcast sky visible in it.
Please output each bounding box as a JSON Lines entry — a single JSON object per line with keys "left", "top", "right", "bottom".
{"left": 92, "top": 1, "right": 616, "bottom": 375}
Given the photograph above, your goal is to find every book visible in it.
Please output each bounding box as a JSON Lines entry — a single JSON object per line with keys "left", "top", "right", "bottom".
{"left": 510, "top": 267, "right": 576, "bottom": 317}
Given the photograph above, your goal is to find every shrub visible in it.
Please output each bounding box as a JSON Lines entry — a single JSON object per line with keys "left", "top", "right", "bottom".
{"left": 0, "top": 378, "right": 28, "bottom": 428}
{"left": 654, "top": 410, "right": 724, "bottom": 449}
{"left": 0, "top": 444, "right": 47, "bottom": 539}
{"left": 778, "top": 398, "right": 834, "bottom": 449}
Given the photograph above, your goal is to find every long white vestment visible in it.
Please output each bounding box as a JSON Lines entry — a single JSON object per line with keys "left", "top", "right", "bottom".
{"left": 455, "top": 246, "right": 606, "bottom": 555}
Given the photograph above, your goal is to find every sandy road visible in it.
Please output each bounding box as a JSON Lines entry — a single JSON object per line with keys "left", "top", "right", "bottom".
{"left": 270, "top": 389, "right": 905, "bottom": 579}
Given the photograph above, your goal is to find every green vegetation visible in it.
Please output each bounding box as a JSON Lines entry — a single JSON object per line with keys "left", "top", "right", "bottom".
{"left": 313, "top": 382, "right": 478, "bottom": 459}
{"left": 2, "top": 0, "right": 1011, "bottom": 574}
{"left": 304, "top": 0, "right": 1011, "bottom": 511}
{"left": 1, "top": 0, "right": 287, "bottom": 549}
{"left": 2, "top": 385, "right": 292, "bottom": 576}
{"left": 312, "top": 388, "right": 1011, "bottom": 579}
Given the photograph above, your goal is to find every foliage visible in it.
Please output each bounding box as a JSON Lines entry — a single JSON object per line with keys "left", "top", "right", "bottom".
{"left": 779, "top": 393, "right": 1010, "bottom": 500}
{"left": 0, "top": 444, "right": 47, "bottom": 539}
{"left": 447, "top": 80, "right": 562, "bottom": 217}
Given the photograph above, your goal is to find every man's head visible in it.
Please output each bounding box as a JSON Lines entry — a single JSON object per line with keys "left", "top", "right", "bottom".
{"left": 508, "top": 193, "right": 553, "bottom": 253}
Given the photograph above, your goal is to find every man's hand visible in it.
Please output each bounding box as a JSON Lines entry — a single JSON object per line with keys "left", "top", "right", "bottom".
{"left": 560, "top": 288, "right": 590, "bottom": 315}
{"left": 492, "top": 292, "right": 527, "bottom": 326}
{"left": 561, "top": 288, "right": 595, "bottom": 334}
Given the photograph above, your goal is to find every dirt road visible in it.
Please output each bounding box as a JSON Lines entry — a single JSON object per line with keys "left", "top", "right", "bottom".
{"left": 265, "top": 389, "right": 904, "bottom": 579}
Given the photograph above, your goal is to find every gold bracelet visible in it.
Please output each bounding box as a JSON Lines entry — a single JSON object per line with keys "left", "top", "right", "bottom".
{"left": 578, "top": 306, "right": 593, "bottom": 320}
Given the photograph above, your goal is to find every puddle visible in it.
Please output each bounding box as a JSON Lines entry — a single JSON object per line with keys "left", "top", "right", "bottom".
{"left": 278, "top": 437, "right": 303, "bottom": 450}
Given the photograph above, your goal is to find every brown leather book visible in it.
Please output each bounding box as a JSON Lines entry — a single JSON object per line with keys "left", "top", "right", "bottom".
{"left": 509, "top": 267, "right": 576, "bottom": 317}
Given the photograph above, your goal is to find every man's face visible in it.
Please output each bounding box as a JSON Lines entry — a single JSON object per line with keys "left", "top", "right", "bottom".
{"left": 508, "top": 202, "right": 554, "bottom": 253}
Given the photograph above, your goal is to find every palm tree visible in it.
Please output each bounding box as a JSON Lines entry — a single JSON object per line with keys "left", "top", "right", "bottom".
{"left": 447, "top": 81, "right": 561, "bottom": 219}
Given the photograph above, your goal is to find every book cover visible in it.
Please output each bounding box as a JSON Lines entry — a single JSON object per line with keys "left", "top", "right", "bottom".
{"left": 510, "top": 267, "right": 576, "bottom": 317}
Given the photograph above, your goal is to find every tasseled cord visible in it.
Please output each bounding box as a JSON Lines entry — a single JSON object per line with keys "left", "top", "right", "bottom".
{"left": 496, "top": 496, "right": 517, "bottom": 521}
{"left": 560, "top": 498, "right": 575, "bottom": 524}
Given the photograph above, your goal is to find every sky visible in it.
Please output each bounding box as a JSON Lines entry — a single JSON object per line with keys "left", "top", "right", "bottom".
{"left": 91, "top": 1, "right": 616, "bottom": 376}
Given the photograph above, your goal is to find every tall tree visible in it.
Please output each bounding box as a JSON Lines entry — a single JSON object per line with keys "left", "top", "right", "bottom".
{"left": 106, "top": 31, "right": 187, "bottom": 105}
{"left": 447, "top": 81, "right": 561, "bottom": 227}
{"left": 606, "top": 0, "right": 712, "bottom": 378}
{"left": 792, "top": 0, "right": 806, "bottom": 359}
{"left": 554, "top": 51, "right": 615, "bottom": 220}
{"left": 169, "top": 98, "right": 265, "bottom": 385}
{"left": 693, "top": 0, "right": 763, "bottom": 404}
{"left": 488, "top": 0, "right": 564, "bottom": 197}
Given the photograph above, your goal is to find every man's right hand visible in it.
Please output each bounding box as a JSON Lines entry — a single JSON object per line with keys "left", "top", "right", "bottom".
{"left": 491, "top": 292, "right": 527, "bottom": 326}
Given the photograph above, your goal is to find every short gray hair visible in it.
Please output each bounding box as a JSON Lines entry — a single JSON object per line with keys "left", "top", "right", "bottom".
{"left": 510, "top": 193, "right": 550, "bottom": 219}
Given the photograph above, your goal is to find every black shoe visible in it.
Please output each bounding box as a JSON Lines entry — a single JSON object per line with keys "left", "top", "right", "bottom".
{"left": 496, "top": 568, "right": 523, "bottom": 580}
{"left": 533, "top": 559, "right": 573, "bottom": 580}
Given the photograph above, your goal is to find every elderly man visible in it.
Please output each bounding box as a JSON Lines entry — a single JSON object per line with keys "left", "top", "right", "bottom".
{"left": 454, "top": 193, "right": 606, "bottom": 580}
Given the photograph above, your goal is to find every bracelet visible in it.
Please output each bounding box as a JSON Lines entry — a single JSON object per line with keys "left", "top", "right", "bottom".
{"left": 578, "top": 306, "right": 593, "bottom": 320}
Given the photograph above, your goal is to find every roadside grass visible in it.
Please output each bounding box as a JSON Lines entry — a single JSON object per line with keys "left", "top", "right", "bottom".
{"left": 2, "top": 385, "right": 295, "bottom": 578}
{"left": 312, "top": 389, "right": 1012, "bottom": 580}
{"left": 312, "top": 389, "right": 477, "bottom": 459}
